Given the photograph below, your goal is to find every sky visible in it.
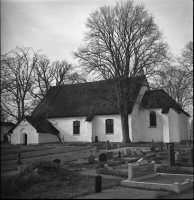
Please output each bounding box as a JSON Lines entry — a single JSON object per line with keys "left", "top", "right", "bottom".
{"left": 1, "top": 0, "right": 193, "bottom": 65}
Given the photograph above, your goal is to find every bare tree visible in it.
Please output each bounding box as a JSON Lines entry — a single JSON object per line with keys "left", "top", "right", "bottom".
{"left": 74, "top": 1, "right": 169, "bottom": 143}
{"left": 1, "top": 46, "right": 39, "bottom": 121}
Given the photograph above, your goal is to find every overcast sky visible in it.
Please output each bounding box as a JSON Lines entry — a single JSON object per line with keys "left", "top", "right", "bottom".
{"left": 1, "top": 0, "right": 193, "bottom": 65}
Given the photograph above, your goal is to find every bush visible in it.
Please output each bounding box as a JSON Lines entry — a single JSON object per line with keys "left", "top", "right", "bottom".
{"left": 96, "top": 168, "right": 128, "bottom": 178}
{"left": 175, "top": 162, "right": 193, "bottom": 167}
{"left": 108, "top": 161, "right": 126, "bottom": 167}
{"left": 156, "top": 165, "right": 193, "bottom": 174}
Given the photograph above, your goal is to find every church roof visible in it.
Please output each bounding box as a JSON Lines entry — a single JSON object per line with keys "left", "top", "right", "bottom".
{"left": 141, "top": 89, "right": 190, "bottom": 117}
{"left": 8, "top": 116, "right": 59, "bottom": 134}
{"left": 0, "top": 121, "right": 15, "bottom": 126}
{"left": 32, "top": 76, "right": 147, "bottom": 119}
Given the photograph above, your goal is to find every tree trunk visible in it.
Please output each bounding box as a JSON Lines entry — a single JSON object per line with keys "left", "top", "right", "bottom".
{"left": 121, "top": 113, "right": 131, "bottom": 143}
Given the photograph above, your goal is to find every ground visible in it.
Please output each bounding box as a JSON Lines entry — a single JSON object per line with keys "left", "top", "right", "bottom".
{"left": 1, "top": 142, "right": 193, "bottom": 199}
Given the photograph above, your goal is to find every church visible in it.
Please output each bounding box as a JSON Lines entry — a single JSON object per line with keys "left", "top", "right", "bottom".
{"left": 9, "top": 76, "right": 190, "bottom": 145}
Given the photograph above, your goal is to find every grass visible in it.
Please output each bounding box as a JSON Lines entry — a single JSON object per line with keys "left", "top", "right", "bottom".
{"left": 1, "top": 160, "right": 120, "bottom": 199}
{"left": 1, "top": 146, "right": 92, "bottom": 162}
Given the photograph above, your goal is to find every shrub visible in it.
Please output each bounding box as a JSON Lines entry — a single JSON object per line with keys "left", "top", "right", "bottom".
{"left": 175, "top": 162, "right": 193, "bottom": 167}
{"left": 156, "top": 165, "right": 193, "bottom": 174}
{"left": 108, "top": 161, "right": 125, "bottom": 167}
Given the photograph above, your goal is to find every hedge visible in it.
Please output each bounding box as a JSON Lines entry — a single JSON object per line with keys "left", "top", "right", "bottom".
{"left": 96, "top": 168, "right": 128, "bottom": 178}
{"left": 156, "top": 165, "right": 193, "bottom": 174}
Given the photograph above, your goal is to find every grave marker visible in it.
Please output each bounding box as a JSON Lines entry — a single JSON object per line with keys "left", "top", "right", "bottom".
{"left": 106, "top": 140, "right": 111, "bottom": 150}
{"left": 175, "top": 152, "right": 181, "bottom": 161}
{"left": 124, "top": 149, "right": 131, "bottom": 156}
{"left": 95, "top": 136, "right": 98, "bottom": 143}
{"left": 128, "top": 158, "right": 156, "bottom": 181}
{"left": 95, "top": 175, "right": 102, "bottom": 193}
{"left": 16, "top": 152, "right": 22, "bottom": 164}
{"left": 88, "top": 155, "right": 95, "bottom": 163}
{"left": 167, "top": 143, "right": 175, "bottom": 166}
{"left": 189, "top": 148, "right": 193, "bottom": 163}
{"left": 99, "top": 153, "right": 107, "bottom": 161}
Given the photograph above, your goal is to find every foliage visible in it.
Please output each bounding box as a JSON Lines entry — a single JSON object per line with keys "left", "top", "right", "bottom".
{"left": 156, "top": 165, "right": 193, "bottom": 174}
{"left": 175, "top": 162, "right": 193, "bottom": 167}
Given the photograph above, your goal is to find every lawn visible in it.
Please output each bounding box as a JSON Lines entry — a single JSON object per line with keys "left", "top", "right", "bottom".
{"left": 1, "top": 160, "right": 120, "bottom": 199}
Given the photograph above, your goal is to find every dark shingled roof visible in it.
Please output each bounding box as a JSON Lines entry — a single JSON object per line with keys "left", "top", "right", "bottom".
{"left": 1, "top": 122, "right": 15, "bottom": 126}
{"left": 8, "top": 116, "right": 59, "bottom": 134}
{"left": 32, "top": 76, "right": 147, "bottom": 118}
{"left": 141, "top": 89, "right": 190, "bottom": 117}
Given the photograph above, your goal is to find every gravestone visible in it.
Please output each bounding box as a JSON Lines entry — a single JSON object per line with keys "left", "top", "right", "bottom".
{"left": 106, "top": 152, "right": 113, "bottom": 160}
{"left": 95, "top": 136, "right": 98, "bottom": 143}
{"left": 16, "top": 152, "right": 22, "bottom": 164}
{"left": 189, "top": 148, "right": 193, "bottom": 163}
{"left": 99, "top": 153, "right": 107, "bottom": 161}
{"left": 88, "top": 155, "right": 95, "bottom": 163}
{"left": 95, "top": 175, "right": 102, "bottom": 193}
{"left": 96, "top": 146, "right": 99, "bottom": 153}
{"left": 124, "top": 148, "right": 131, "bottom": 156}
{"left": 167, "top": 143, "right": 175, "bottom": 166}
{"left": 150, "top": 145, "right": 155, "bottom": 152}
{"left": 106, "top": 140, "right": 111, "bottom": 150}
{"left": 161, "top": 146, "right": 164, "bottom": 152}
{"left": 118, "top": 151, "right": 121, "bottom": 158}
{"left": 132, "top": 149, "right": 137, "bottom": 155}
{"left": 128, "top": 158, "right": 156, "bottom": 181}
{"left": 175, "top": 152, "right": 181, "bottom": 161}
{"left": 136, "top": 149, "right": 141, "bottom": 155}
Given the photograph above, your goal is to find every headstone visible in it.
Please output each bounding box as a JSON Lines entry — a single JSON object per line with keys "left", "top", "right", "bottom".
{"left": 106, "top": 140, "right": 111, "bottom": 150}
{"left": 124, "top": 149, "right": 131, "bottom": 156}
{"left": 118, "top": 151, "right": 121, "bottom": 158}
{"left": 167, "top": 143, "right": 175, "bottom": 166}
{"left": 95, "top": 136, "right": 98, "bottom": 143}
{"left": 96, "top": 146, "right": 99, "bottom": 153}
{"left": 16, "top": 152, "right": 22, "bottom": 164}
{"left": 99, "top": 153, "right": 107, "bottom": 161}
{"left": 161, "top": 146, "right": 164, "bottom": 152}
{"left": 53, "top": 159, "right": 60, "bottom": 165}
{"left": 95, "top": 175, "right": 102, "bottom": 193}
{"left": 88, "top": 155, "right": 95, "bottom": 163}
{"left": 150, "top": 145, "right": 155, "bottom": 152}
{"left": 175, "top": 152, "right": 181, "bottom": 161}
{"left": 128, "top": 158, "right": 156, "bottom": 181}
{"left": 106, "top": 152, "right": 113, "bottom": 160}
{"left": 189, "top": 148, "right": 193, "bottom": 163}
{"left": 136, "top": 149, "right": 141, "bottom": 155}
{"left": 132, "top": 149, "right": 137, "bottom": 155}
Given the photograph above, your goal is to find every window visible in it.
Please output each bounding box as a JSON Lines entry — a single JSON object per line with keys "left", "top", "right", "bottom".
{"left": 73, "top": 121, "right": 80, "bottom": 135}
{"left": 150, "top": 112, "right": 157, "bottom": 127}
{"left": 106, "top": 119, "right": 114, "bottom": 134}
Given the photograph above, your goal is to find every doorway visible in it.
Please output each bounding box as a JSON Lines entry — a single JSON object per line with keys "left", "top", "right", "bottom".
{"left": 23, "top": 133, "right": 27, "bottom": 145}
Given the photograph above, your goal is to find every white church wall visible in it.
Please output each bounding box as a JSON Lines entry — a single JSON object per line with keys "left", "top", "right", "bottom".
{"left": 179, "top": 113, "right": 190, "bottom": 141}
{"left": 38, "top": 132, "right": 59, "bottom": 143}
{"left": 48, "top": 117, "right": 90, "bottom": 142}
{"left": 131, "top": 84, "right": 149, "bottom": 142}
{"left": 92, "top": 114, "right": 123, "bottom": 142}
{"left": 138, "top": 108, "right": 164, "bottom": 142}
{"left": 11, "top": 120, "right": 38, "bottom": 144}
{"left": 168, "top": 108, "right": 180, "bottom": 142}
{"left": 162, "top": 113, "right": 170, "bottom": 143}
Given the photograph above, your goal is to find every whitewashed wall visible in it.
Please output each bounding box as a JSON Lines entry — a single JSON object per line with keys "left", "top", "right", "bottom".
{"left": 38, "top": 132, "right": 59, "bottom": 143}
{"left": 138, "top": 108, "right": 164, "bottom": 142}
{"left": 48, "top": 117, "right": 90, "bottom": 142}
{"left": 131, "top": 84, "right": 149, "bottom": 142}
{"left": 11, "top": 120, "right": 38, "bottom": 144}
{"left": 92, "top": 114, "right": 123, "bottom": 142}
{"left": 168, "top": 108, "right": 181, "bottom": 142}
{"left": 179, "top": 113, "right": 190, "bottom": 141}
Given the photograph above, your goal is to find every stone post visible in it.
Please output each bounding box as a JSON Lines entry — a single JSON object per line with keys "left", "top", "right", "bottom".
{"left": 128, "top": 164, "right": 133, "bottom": 180}
{"left": 95, "top": 175, "right": 102, "bottom": 193}
{"left": 167, "top": 143, "right": 175, "bottom": 166}
{"left": 189, "top": 148, "right": 193, "bottom": 163}
{"left": 16, "top": 152, "right": 22, "bottom": 164}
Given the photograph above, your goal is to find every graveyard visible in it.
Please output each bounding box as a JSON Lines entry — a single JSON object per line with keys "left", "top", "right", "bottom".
{"left": 1, "top": 141, "right": 193, "bottom": 199}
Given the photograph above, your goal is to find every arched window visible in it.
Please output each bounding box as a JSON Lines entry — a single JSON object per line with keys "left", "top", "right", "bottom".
{"left": 73, "top": 121, "right": 80, "bottom": 135}
{"left": 150, "top": 112, "right": 157, "bottom": 127}
{"left": 106, "top": 119, "right": 114, "bottom": 134}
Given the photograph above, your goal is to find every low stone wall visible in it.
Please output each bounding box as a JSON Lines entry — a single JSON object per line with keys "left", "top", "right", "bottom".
{"left": 121, "top": 174, "right": 193, "bottom": 193}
